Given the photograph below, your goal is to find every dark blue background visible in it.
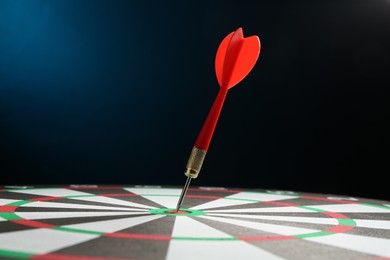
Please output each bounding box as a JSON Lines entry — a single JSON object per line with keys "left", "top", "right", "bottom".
{"left": 1, "top": 0, "right": 389, "bottom": 200}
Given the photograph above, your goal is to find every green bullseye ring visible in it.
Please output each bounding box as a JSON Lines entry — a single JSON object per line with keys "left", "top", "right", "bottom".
{"left": 149, "top": 208, "right": 206, "bottom": 217}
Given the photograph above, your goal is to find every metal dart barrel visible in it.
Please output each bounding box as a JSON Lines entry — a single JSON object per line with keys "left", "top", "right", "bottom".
{"left": 175, "top": 147, "right": 207, "bottom": 211}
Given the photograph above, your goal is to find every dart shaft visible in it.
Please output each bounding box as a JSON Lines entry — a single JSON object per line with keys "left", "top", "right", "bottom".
{"left": 195, "top": 88, "right": 228, "bottom": 151}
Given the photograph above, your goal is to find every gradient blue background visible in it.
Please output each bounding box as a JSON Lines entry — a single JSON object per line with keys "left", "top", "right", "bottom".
{"left": 1, "top": 0, "right": 389, "bottom": 200}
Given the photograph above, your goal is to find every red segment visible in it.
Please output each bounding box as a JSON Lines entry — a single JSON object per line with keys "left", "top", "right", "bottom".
{"left": 262, "top": 201, "right": 299, "bottom": 207}
{"left": 0, "top": 189, "right": 4, "bottom": 192}
{"left": 11, "top": 219, "right": 55, "bottom": 228}
{"left": 30, "top": 196, "right": 61, "bottom": 201}
{"left": 32, "top": 253, "right": 130, "bottom": 260}
{"left": 100, "top": 193, "right": 138, "bottom": 197}
{"left": 105, "top": 232, "right": 171, "bottom": 241}
{"left": 0, "top": 206, "right": 17, "bottom": 212}
{"left": 325, "top": 225, "right": 356, "bottom": 233}
{"left": 322, "top": 212, "right": 350, "bottom": 219}
{"left": 366, "top": 257, "right": 390, "bottom": 260}
{"left": 238, "top": 235, "right": 296, "bottom": 241}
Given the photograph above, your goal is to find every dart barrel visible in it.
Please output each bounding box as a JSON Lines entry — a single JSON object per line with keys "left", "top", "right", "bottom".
{"left": 184, "top": 146, "right": 207, "bottom": 178}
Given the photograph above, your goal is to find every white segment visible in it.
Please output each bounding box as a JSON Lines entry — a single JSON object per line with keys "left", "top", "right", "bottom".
{"left": 266, "top": 190, "right": 298, "bottom": 195}
{"left": 192, "top": 192, "right": 297, "bottom": 210}
{"left": 206, "top": 206, "right": 313, "bottom": 213}
{"left": 63, "top": 214, "right": 163, "bottom": 233}
{"left": 305, "top": 204, "right": 390, "bottom": 213}
{"left": 140, "top": 195, "right": 179, "bottom": 208}
{"left": 191, "top": 198, "right": 256, "bottom": 210}
{"left": 307, "top": 233, "right": 390, "bottom": 257}
{"left": 21, "top": 201, "right": 142, "bottom": 211}
{"left": 326, "top": 196, "right": 358, "bottom": 201}
{"left": 227, "top": 192, "right": 298, "bottom": 201}
{"left": 0, "top": 216, "right": 5, "bottom": 221}
{"left": 166, "top": 240, "right": 285, "bottom": 260}
{"left": 197, "top": 187, "right": 227, "bottom": 191}
{"left": 354, "top": 219, "right": 390, "bottom": 230}
{"left": 124, "top": 188, "right": 181, "bottom": 196}
{"left": 8, "top": 188, "right": 90, "bottom": 197}
{"left": 0, "top": 198, "right": 18, "bottom": 205}
{"left": 0, "top": 228, "right": 98, "bottom": 254}
{"left": 200, "top": 215, "right": 319, "bottom": 236}
{"left": 207, "top": 213, "right": 339, "bottom": 225}
{"left": 69, "top": 196, "right": 152, "bottom": 209}
{"left": 172, "top": 217, "right": 232, "bottom": 238}
{"left": 16, "top": 211, "right": 145, "bottom": 220}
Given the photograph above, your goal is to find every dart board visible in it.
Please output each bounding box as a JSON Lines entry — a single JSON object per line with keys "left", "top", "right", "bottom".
{"left": 1, "top": 185, "right": 390, "bottom": 260}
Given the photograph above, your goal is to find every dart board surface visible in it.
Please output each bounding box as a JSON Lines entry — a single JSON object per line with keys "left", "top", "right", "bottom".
{"left": 0, "top": 185, "right": 389, "bottom": 260}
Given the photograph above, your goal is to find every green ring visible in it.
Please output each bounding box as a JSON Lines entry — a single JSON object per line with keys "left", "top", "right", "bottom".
{"left": 149, "top": 208, "right": 206, "bottom": 217}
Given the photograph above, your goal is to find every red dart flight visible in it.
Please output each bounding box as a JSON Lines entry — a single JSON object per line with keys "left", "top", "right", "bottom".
{"left": 196, "top": 27, "right": 261, "bottom": 151}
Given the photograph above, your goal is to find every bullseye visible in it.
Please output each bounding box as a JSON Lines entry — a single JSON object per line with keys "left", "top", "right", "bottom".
{"left": 149, "top": 208, "right": 206, "bottom": 217}
{"left": 166, "top": 210, "right": 189, "bottom": 214}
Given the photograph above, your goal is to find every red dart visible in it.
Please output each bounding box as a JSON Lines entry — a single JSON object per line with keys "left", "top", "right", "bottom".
{"left": 176, "top": 28, "right": 261, "bottom": 211}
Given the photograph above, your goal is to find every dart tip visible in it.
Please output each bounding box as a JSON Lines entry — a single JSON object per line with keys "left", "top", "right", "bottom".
{"left": 175, "top": 176, "right": 192, "bottom": 212}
